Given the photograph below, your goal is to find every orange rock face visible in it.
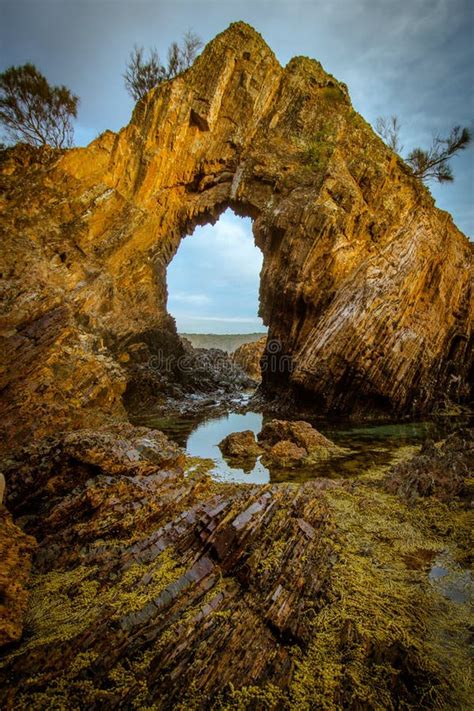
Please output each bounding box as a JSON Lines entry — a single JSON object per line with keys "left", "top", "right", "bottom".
{"left": 0, "top": 22, "right": 472, "bottom": 448}
{"left": 233, "top": 336, "right": 267, "bottom": 381}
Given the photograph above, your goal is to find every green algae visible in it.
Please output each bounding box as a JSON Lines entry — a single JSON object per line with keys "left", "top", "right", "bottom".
{"left": 217, "top": 682, "right": 286, "bottom": 710}
{"left": 0, "top": 547, "right": 185, "bottom": 696}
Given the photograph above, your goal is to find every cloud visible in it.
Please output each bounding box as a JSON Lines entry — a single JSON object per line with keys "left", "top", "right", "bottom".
{"left": 169, "top": 293, "right": 211, "bottom": 306}
{"left": 167, "top": 209, "right": 265, "bottom": 332}
{"left": 180, "top": 212, "right": 262, "bottom": 285}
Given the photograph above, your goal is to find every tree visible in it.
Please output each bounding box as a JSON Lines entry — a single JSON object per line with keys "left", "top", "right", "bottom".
{"left": 375, "top": 115, "right": 471, "bottom": 183}
{"left": 0, "top": 63, "right": 78, "bottom": 148}
{"left": 123, "top": 46, "right": 165, "bottom": 103}
{"left": 375, "top": 115, "right": 403, "bottom": 153}
{"left": 406, "top": 126, "right": 471, "bottom": 183}
{"left": 124, "top": 31, "right": 203, "bottom": 102}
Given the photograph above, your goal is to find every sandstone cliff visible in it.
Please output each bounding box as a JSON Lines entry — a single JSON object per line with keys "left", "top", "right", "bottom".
{"left": 0, "top": 21, "right": 472, "bottom": 449}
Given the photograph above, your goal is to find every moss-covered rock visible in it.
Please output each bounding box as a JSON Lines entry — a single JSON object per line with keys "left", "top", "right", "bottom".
{"left": 219, "top": 430, "right": 263, "bottom": 459}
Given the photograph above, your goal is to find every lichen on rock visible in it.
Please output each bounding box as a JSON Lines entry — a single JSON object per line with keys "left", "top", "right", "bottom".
{"left": 259, "top": 419, "right": 345, "bottom": 467}
{"left": 219, "top": 430, "right": 263, "bottom": 459}
{"left": 0, "top": 426, "right": 472, "bottom": 709}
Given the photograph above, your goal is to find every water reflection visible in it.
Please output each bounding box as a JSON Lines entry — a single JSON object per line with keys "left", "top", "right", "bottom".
{"left": 186, "top": 412, "right": 270, "bottom": 484}
{"left": 429, "top": 551, "right": 472, "bottom": 604}
{"left": 136, "top": 409, "right": 466, "bottom": 484}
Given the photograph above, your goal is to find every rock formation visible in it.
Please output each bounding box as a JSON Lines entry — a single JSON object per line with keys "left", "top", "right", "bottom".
{"left": 1, "top": 426, "right": 471, "bottom": 708}
{"left": 233, "top": 335, "right": 267, "bottom": 381}
{"left": 0, "top": 22, "right": 472, "bottom": 451}
{"left": 0, "top": 24, "right": 473, "bottom": 706}
{"left": 219, "top": 429, "right": 262, "bottom": 458}
{"left": 260, "top": 419, "right": 342, "bottom": 455}
{"left": 0, "top": 508, "right": 36, "bottom": 647}
{"left": 263, "top": 439, "right": 308, "bottom": 468}
{"left": 385, "top": 428, "right": 473, "bottom": 503}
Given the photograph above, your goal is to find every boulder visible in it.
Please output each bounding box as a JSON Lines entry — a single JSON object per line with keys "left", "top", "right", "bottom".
{"left": 258, "top": 419, "right": 343, "bottom": 461}
{"left": 232, "top": 336, "right": 267, "bottom": 381}
{"left": 219, "top": 430, "right": 262, "bottom": 459}
{"left": 385, "top": 429, "right": 473, "bottom": 503}
{"left": 262, "top": 439, "right": 308, "bottom": 468}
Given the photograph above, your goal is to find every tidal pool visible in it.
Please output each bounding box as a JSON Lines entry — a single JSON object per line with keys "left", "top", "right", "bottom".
{"left": 429, "top": 551, "right": 472, "bottom": 604}
{"left": 133, "top": 408, "right": 465, "bottom": 484}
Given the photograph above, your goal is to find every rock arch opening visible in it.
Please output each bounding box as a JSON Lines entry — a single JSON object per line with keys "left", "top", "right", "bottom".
{"left": 122, "top": 207, "right": 271, "bottom": 415}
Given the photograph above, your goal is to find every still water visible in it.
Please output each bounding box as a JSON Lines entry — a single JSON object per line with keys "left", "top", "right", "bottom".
{"left": 134, "top": 408, "right": 462, "bottom": 485}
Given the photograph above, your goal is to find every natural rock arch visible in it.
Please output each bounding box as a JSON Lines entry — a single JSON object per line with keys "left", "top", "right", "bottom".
{"left": 0, "top": 22, "right": 472, "bottom": 447}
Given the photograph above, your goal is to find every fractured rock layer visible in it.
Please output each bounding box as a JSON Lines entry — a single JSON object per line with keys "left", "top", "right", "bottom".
{"left": 0, "top": 508, "right": 36, "bottom": 647}
{"left": 0, "top": 428, "right": 472, "bottom": 708}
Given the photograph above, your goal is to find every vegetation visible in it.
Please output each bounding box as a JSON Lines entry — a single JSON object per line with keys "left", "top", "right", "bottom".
{"left": 124, "top": 31, "right": 203, "bottom": 102}
{"left": 376, "top": 115, "right": 471, "bottom": 183}
{"left": 0, "top": 63, "right": 78, "bottom": 148}
{"left": 303, "top": 124, "right": 336, "bottom": 174}
{"left": 406, "top": 126, "right": 472, "bottom": 183}
{"left": 375, "top": 115, "right": 403, "bottom": 153}
{"left": 1, "top": 446, "right": 471, "bottom": 709}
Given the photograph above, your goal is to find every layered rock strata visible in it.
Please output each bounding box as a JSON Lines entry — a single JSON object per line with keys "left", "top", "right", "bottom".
{"left": 0, "top": 508, "right": 36, "bottom": 647}
{"left": 0, "top": 427, "right": 472, "bottom": 708}
{"left": 0, "top": 22, "right": 472, "bottom": 452}
{"left": 232, "top": 336, "right": 267, "bottom": 381}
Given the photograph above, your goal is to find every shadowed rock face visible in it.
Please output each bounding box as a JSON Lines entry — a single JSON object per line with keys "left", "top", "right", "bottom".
{"left": 0, "top": 21, "right": 472, "bottom": 448}
{"left": 0, "top": 509, "right": 36, "bottom": 647}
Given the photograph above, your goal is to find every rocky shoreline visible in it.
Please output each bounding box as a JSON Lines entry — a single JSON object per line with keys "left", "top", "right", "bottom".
{"left": 0, "top": 423, "right": 472, "bottom": 709}
{"left": 0, "top": 20, "right": 472, "bottom": 710}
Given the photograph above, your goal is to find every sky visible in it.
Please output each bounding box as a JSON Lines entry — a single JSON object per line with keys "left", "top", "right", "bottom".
{"left": 167, "top": 210, "right": 266, "bottom": 334}
{"left": 1, "top": 0, "right": 473, "bottom": 332}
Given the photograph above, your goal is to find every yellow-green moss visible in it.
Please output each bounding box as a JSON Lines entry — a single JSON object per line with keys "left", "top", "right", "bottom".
{"left": 2, "top": 448, "right": 471, "bottom": 710}
{"left": 287, "top": 468, "right": 472, "bottom": 710}
{"left": 217, "top": 681, "right": 286, "bottom": 710}
{"left": 257, "top": 537, "right": 288, "bottom": 574}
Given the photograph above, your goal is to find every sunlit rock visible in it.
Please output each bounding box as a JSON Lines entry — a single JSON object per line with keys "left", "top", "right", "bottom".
{"left": 232, "top": 335, "right": 267, "bottom": 381}
{"left": 0, "top": 22, "right": 471, "bottom": 451}
{"left": 219, "top": 429, "right": 263, "bottom": 459}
